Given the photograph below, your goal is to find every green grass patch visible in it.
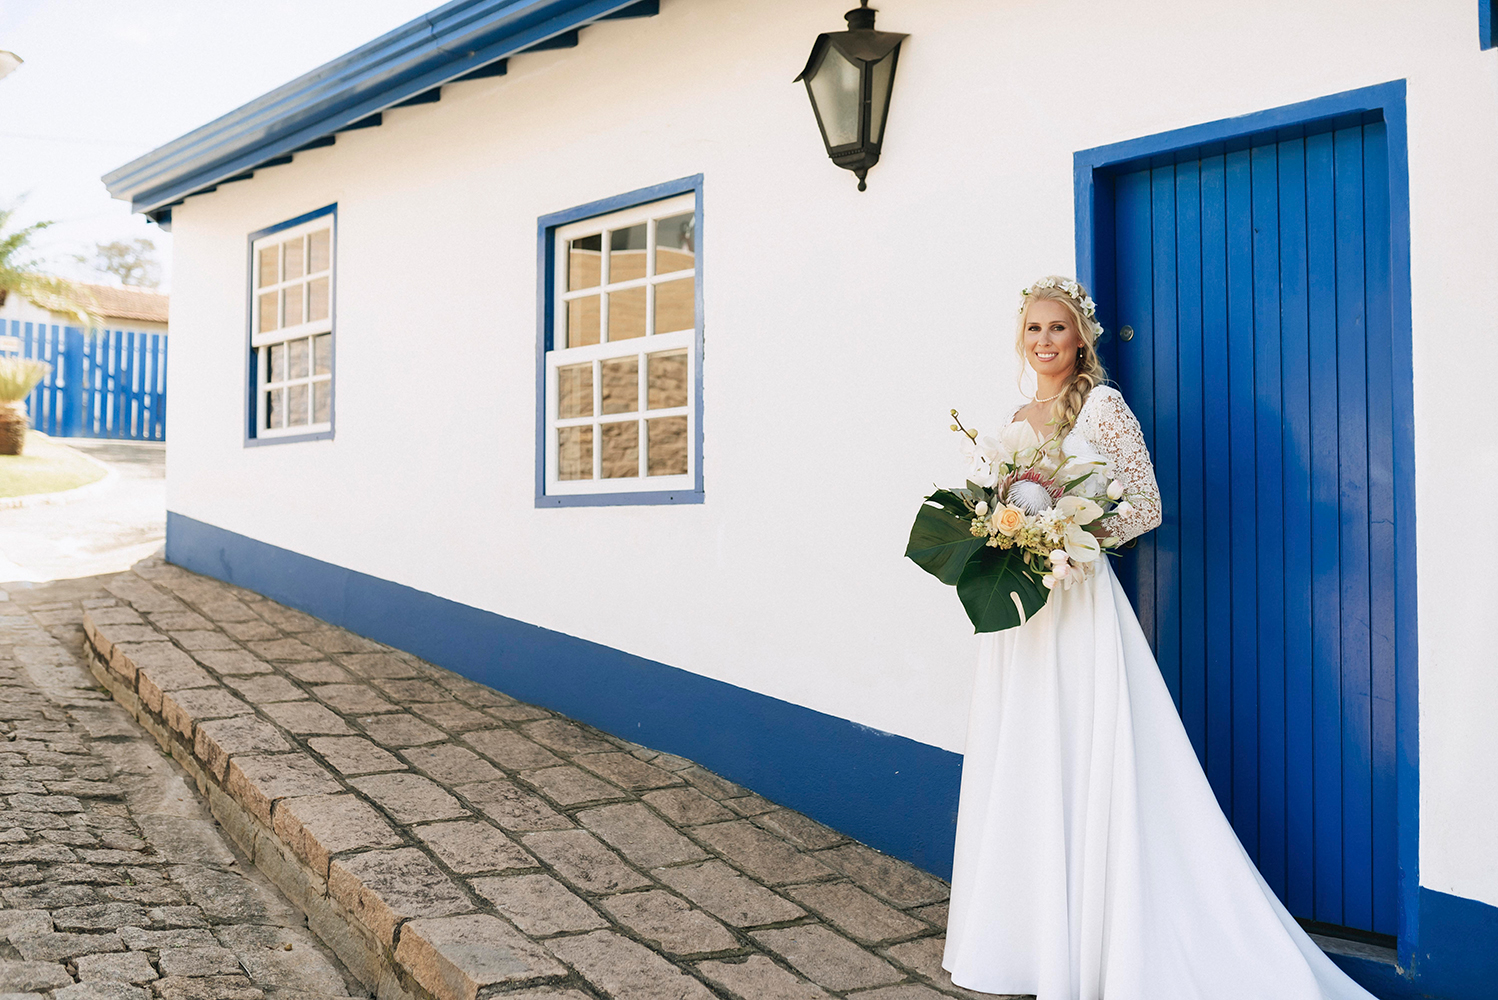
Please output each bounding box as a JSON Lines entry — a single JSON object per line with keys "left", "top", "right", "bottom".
{"left": 0, "top": 431, "right": 108, "bottom": 498}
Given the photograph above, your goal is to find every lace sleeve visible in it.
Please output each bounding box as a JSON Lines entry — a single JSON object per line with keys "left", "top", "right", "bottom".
{"left": 1082, "top": 387, "right": 1162, "bottom": 543}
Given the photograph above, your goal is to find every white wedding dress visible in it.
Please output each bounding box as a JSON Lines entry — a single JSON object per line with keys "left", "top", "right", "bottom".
{"left": 941, "top": 386, "right": 1376, "bottom": 1000}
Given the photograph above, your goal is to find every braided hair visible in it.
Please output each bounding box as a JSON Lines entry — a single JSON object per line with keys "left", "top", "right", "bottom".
{"left": 1012, "top": 275, "right": 1109, "bottom": 445}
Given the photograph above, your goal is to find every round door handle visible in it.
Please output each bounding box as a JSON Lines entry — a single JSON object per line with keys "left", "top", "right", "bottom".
{"left": 1119, "top": 325, "right": 1135, "bottom": 342}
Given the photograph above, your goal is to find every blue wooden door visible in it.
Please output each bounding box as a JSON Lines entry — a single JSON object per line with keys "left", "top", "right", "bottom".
{"left": 1104, "top": 120, "right": 1397, "bottom": 937}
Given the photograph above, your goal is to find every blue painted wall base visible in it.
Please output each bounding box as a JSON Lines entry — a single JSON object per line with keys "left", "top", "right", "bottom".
{"left": 1406, "top": 887, "right": 1498, "bottom": 1000}
{"left": 164, "top": 512, "right": 963, "bottom": 878}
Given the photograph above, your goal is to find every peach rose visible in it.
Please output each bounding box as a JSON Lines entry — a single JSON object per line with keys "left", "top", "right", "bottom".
{"left": 991, "top": 504, "right": 1027, "bottom": 537}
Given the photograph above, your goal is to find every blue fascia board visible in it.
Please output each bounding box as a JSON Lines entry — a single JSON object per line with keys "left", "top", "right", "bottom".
{"left": 102, "top": 0, "right": 649, "bottom": 215}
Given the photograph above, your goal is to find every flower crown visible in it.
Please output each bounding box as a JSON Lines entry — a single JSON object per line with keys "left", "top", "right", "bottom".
{"left": 1019, "top": 276, "right": 1103, "bottom": 336}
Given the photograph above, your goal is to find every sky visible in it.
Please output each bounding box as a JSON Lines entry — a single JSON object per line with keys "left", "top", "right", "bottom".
{"left": 0, "top": 0, "right": 439, "bottom": 292}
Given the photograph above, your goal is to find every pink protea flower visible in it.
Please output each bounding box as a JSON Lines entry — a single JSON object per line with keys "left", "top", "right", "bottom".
{"left": 1001, "top": 469, "right": 1063, "bottom": 515}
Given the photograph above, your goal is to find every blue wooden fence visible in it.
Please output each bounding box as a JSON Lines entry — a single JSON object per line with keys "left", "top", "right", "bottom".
{"left": 1, "top": 319, "right": 167, "bottom": 440}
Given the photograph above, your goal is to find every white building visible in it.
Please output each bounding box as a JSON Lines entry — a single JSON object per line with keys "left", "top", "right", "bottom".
{"left": 104, "top": 2, "right": 1497, "bottom": 995}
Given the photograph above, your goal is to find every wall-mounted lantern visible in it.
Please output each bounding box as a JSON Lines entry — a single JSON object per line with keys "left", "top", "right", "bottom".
{"left": 794, "top": 2, "right": 907, "bottom": 191}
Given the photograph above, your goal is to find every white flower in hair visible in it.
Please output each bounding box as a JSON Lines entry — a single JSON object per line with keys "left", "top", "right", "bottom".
{"left": 1081, "top": 296, "right": 1096, "bottom": 314}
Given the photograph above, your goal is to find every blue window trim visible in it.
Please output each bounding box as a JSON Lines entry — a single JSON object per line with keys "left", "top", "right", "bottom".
{"left": 534, "top": 175, "right": 704, "bottom": 507}
{"left": 1073, "top": 79, "right": 1420, "bottom": 973}
{"left": 1484, "top": 0, "right": 1495, "bottom": 50}
{"left": 244, "top": 203, "right": 338, "bottom": 447}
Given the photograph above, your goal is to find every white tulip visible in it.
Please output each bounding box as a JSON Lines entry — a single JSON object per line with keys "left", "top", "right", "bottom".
{"left": 1115, "top": 501, "right": 1134, "bottom": 517}
{"left": 1053, "top": 561, "right": 1070, "bottom": 578}
{"left": 1042, "top": 574, "right": 1056, "bottom": 590}
{"left": 1106, "top": 479, "right": 1125, "bottom": 500}
{"left": 1102, "top": 536, "right": 1121, "bottom": 548}
{"left": 1048, "top": 548, "right": 1069, "bottom": 566}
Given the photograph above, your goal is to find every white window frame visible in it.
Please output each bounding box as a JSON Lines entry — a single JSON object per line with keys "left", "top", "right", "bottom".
{"left": 250, "top": 215, "right": 335, "bottom": 439}
{"left": 545, "top": 192, "right": 697, "bottom": 496}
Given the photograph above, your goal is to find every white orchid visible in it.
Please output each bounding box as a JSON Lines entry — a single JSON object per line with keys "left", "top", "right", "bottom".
{"left": 967, "top": 455, "right": 999, "bottom": 489}
{"left": 1056, "top": 495, "right": 1103, "bottom": 526}
{"left": 1115, "top": 500, "right": 1134, "bottom": 517}
{"left": 1048, "top": 548, "right": 1069, "bottom": 567}
{"left": 997, "top": 419, "right": 1042, "bottom": 467}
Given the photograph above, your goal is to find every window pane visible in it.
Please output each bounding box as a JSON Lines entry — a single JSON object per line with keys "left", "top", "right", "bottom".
{"left": 609, "top": 224, "right": 648, "bottom": 282}
{"left": 558, "top": 363, "right": 594, "bottom": 419}
{"left": 601, "top": 357, "right": 638, "bottom": 415}
{"left": 309, "top": 229, "right": 331, "bottom": 273}
{"left": 647, "top": 416, "right": 689, "bottom": 477}
{"left": 568, "top": 234, "right": 601, "bottom": 290}
{"left": 288, "top": 384, "right": 309, "bottom": 426}
{"left": 284, "top": 236, "right": 305, "bottom": 280}
{"left": 608, "top": 287, "right": 646, "bottom": 340}
{"left": 267, "top": 388, "right": 285, "bottom": 429}
{"left": 268, "top": 343, "right": 286, "bottom": 384}
{"left": 284, "top": 283, "right": 304, "bottom": 327}
{"left": 808, "top": 46, "right": 861, "bottom": 147}
{"left": 647, "top": 350, "right": 688, "bottom": 410}
{"left": 289, "top": 338, "right": 310, "bottom": 379}
{"left": 868, "top": 50, "right": 895, "bottom": 144}
{"left": 600, "top": 420, "right": 639, "bottom": 479}
{"left": 308, "top": 277, "right": 330, "bottom": 322}
{"left": 258, "top": 247, "right": 279, "bottom": 287}
{"left": 655, "top": 213, "right": 695, "bottom": 274}
{"left": 654, "top": 277, "right": 695, "bottom": 334}
{"left": 313, "top": 334, "right": 332, "bottom": 375}
{"left": 567, "top": 295, "right": 600, "bottom": 348}
{"left": 558, "top": 426, "right": 593, "bottom": 480}
{"left": 259, "top": 292, "right": 279, "bottom": 333}
{"left": 312, "top": 380, "right": 331, "bottom": 424}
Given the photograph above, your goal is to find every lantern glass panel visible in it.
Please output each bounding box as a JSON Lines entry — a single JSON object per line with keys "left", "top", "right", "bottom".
{"left": 868, "top": 50, "right": 895, "bottom": 144}
{"left": 808, "top": 45, "right": 862, "bottom": 147}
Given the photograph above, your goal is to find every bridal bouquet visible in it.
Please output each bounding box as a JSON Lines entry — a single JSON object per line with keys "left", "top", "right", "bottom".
{"left": 904, "top": 411, "right": 1136, "bottom": 633}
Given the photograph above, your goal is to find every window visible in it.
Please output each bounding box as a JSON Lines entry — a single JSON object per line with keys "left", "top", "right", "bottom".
{"left": 541, "top": 185, "right": 701, "bottom": 503}
{"left": 249, "top": 208, "right": 334, "bottom": 441}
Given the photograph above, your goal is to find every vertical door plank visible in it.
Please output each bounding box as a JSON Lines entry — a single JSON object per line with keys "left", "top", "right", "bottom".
{"left": 1199, "top": 153, "right": 1234, "bottom": 811}
{"left": 1361, "top": 122, "right": 1399, "bottom": 937}
{"left": 1334, "top": 125, "right": 1374, "bottom": 932}
{"left": 1252, "top": 140, "right": 1287, "bottom": 897}
{"left": 1114, "top": 168, "right": 1156, "bottom": 632}
{"left": 1151, "top": 165, "right": 1182, "bottom": 706}
{"left": 1225, "top": 147, "right": 1259, "bottom": 852}
{"left": 1305, "top": 128, "right": 1345, "bottom": 925}
{"left": 1174, "top": 160, "right": 1209, "bottom": 763}
{"left": 1277, "top": 135, "right": 1317, "bottom": 920}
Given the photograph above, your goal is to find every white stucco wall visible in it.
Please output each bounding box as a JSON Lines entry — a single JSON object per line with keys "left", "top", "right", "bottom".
{"left": 162, "top": 0, "right": 1498, "bottom": 909}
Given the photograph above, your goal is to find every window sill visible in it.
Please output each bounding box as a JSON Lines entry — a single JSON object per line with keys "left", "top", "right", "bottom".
{"left": 245, "top": 428, "right": 335, "bottom": 447}
{"left": 536, "top": 489, "right": 704, "bottom": 508}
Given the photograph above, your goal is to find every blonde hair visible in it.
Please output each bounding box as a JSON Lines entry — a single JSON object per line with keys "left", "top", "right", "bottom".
{"left": 1014, "top": 275, "right": 1109, "bottom": 444}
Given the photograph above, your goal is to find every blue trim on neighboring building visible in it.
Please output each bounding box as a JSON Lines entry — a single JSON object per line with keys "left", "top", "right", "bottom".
{"left": 245, "top": 204, "right": 338, "bottom": 448}
{"left": 1482, "top": 0, "right": 1495, "bottom": 50}
{"left": 535, "top": 175, "right": 705, "bottom": 507}
{"left": 164, "top": 511, "right": 963, "bottom": 877}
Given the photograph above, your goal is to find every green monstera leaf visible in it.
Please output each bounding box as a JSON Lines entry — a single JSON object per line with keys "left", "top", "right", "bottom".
{"left": 955, "top": 547, "right": 1051, "bottom": 633}
{"left": 905, "top": 495, "right": 986, "bottom": 586}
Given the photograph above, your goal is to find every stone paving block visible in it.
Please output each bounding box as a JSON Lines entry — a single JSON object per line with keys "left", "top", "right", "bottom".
{"left": 399, "top": 744, "right": 501, "bottom": 785}
{"left": 147, "top": 974, "right": 263, "bottom": 999}
{"left": 816, "top": 844, "right": 949, "bottom": 908}
{"left": 225, "top": 755, "right": 342, "bottom": 826}
{"left": 575, "top": 753, "right": 681, "bottom": 791}
{"left": 468, "top": 874, "right": 607, "bottom": 937}
{"left": 696, "top": 954, "right": 833, "bottom": 1000}
{"left": 521, "top": 829, "right": 653, "bottom": 894}
{"left": 214, "top": 924, "right": 350, "bottom": 995}
{"left": 785, "top": 882, "right": 925, "bottom": 944}
{"left": 678, "top": 766, "right": 747, "bottom": 800}
{"left": 641, "top": 787, "right": 734, "bottom": 826}
{"left": 461, "top": 730, "right": 560, "bottom": 771}
{"left": 358, "top": 714, "right": 445, "bottom": 747}
{"left": 96, "top": 626, "right": 171, "bottom": 645}
{"left": 300, "top": 628, "right": 383, "bottom": 654}
{"left": 168, "top": 631, "right": 241, "bottom": 652}
{"left": 260, "top": 701, "right": 353, "bottom": 736}
{"left": 160, "top": 688, "right": 252, "bottom": 738}
{"left": 285, "top": 661, "right": 352, "bottom": 684}
{"left": 125, "top": 647, "right": 209, "bottom": 701}
{"left": 878, "top": 936, "right": 989, "bottom": 999}
{"left": 651, "top": 860, "right": 806, "bottom": 927}
{"left": 312, "top": 684, "right": 397, "bottom": 715}
{"left": 484, "top": 702, "right": 555, "bottom": 722}
{"left": 0, "top": 959, "right": 73, "bottom": 992}
{"left": 54, "top": 983, "right": 149, "bottom": 1000}
{"left": 50, "top": 903, "right": 147, "bottom": 932}
{"left": 7, "top": 794, "right": 83, "bottom": 813}
{"left": 690, "top": 820, "right": 834, "bottom": 886}
{"left": 328, "top": 848, "right": 472, "bottom": 945}
{"left": 218, "top": 675, "right": 306, "bottom": 703}
{"left": 307, "top": 736, "right": 406, "bottom": 776}
{"left": 752, "top": 809, "right": 848, "bottom": 851}
{"left": 395, "top": 913, "right": 567, "bottom": 1000}
{"left": 220, "top": 619, "right": 283, "bottom": 642}
{"left": 156, "top": 946, "right": 242, "bottom": 977}
{"left": 147, "top": 612, "right": 212, "bottom": 632}
{"left": 11, "top": 930, "right": 124, "bottom": 961}
{"left": 0, "top": 910, "right": 53, "bottom": 938}
{"left": 244, "top": 639, "right": 323, "bottom": 662}
{"left": 521, "top": 766, "right": 626, "bottom": 807}
{"left": 751, "top": 924, "right": 903, "bottom": 992}
{"left": 412, "top": 820, "right": 533, "bottom": 874}
{"left": 250, "top": 603, "right": 322, "bottom": 632}
{"left": 334, "top": 652, "right": 420, "bottom": 679}
{"left": 483, "top": 991, "right": 592, "bottom": 1000}
{"left": 272, "top": 794, "right": 403, "bottom": 879}
{"left": 846, "top": 985, "right": 957, "bottom": 1000}
{"left": 724, "top": 793, "right": 778, "bottom": 817}
{"left": 190, "top": 650, "right": 272, "bottom": 676}
{"left": 410, "top": 702, "right": 495, "bottom": 731}
{"left": 74, "top": 951, "right": 157, "bottom": 983}
{"left": 547, "top": 929, "right": 716, "bottom": 1000}
{"left": 88, "top": 607, "right": 145, "bottom": 626}
{"left": 370, "top": 678, "right": 448, "bottom": 703}
{"left": 116, "top": 927, "right": 217, "bottom": 951}
{"left": 105, "top": 578, "right": 184, "bottom": 614}
{"left": 598, "top": 890, "right": 737, "bottom": 956}
{"left": 518, "top": 720, "right": 617, "bottom": 756}
{"left": 576, "top": 802, "right": 708, "bottom": 868}
{"left": 349, "top": 773, "right": 469, "bottom": 824}
{"left": 912, "top": 901, "right": 948, "bottom": 928}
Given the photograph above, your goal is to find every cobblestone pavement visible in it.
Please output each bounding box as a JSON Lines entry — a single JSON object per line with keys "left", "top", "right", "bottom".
{"left": 0, "top": 574, "right": 369, "bottom": 999}
{"left": 62, "top": 556, "right": 1027, "bottom": 1000}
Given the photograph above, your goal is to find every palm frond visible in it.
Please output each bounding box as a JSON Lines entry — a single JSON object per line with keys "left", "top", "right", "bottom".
{"left": 0, "top": 358, "right": 51, "bottom": 403}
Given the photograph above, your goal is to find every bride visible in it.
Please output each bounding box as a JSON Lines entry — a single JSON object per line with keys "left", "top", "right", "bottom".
{"left": 940, "top": 277, "right": 1377, "bottom": 1000}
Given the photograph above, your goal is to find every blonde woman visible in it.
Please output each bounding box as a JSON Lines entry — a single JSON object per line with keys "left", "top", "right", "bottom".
{"left": 940, "top": 277, "right": 1376, "bottom": 999}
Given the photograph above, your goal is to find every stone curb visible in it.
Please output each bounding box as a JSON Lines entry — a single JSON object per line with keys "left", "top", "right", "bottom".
{"left": 81, "top": 564, "right": 974, "bottom": 1000}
